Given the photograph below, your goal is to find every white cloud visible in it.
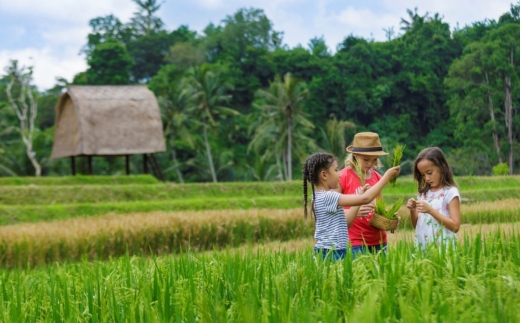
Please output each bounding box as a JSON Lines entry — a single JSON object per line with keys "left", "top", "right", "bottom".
{"left": 0, "top": 0, "right": 134, "bottom": 22}
{"left": 0, "top": 0, "right": 515, "bottom": 90}
{"left": 0, "top": 47, "right": 87, "bottom": 91}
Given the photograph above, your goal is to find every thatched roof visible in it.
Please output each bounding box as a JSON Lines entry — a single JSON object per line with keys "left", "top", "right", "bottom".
{"left": 51, "top": 85, "right": 166, "bottom": 159}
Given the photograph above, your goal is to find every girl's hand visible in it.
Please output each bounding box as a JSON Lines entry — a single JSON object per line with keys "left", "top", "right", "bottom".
{"left": 406, "top": 198, "right": 417, "bottom": 210}
{"left": 357, "top": 204, "right": 374, "bottom": 217}
{"left": 415, "top": 201, "right": 431, "bottom": 214}
{"left": 384, "top": 166, "right": 401, "bottom": 179}
{"left": 355, "top": 184, "right": 371, "bottom": 195}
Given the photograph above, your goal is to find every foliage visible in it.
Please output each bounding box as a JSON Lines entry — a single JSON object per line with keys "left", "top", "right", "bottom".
{"left": 1, "top": 4, "right": 520, "bottom": 180}
{"left": 389, "top": 143, "right": 405, "bottom": 187}
{"left": 374, "top": 197, "right": 403, "bottom": 218}
{"left": 493, "top": 162, "right": 510, "bottom": 175}
{"left": 0, "top": 233, "right": 518, "bottom": 322}
{"left": 85, "top": 39, "right": 133, "bottom": 85}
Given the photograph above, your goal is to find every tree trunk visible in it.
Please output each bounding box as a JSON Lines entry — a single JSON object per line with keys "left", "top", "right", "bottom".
{"left": 25, "top": 141, "right": 41, "bottom": 176}
{"left": 282, "top": 150, "right": 288, "bottom": 181}
{"left": 6, "top": 73, "right": 42, "bottom": 177}
{"left": 203, "top": 123, "right": 217, "bottom": 182}
{"left": 504, "top": 75, "right": 514, "bottom": 174}
{"left": 169, "top": 132, "right": 184, "bottom": 183}
{"left": 287, "top": 114, "right": 293, "bottom": 181}
{"left": 275, "top": 151, "right": 284, "bottom": 181}
{"left": 485, "top": 72, "right": 503, "bottom": 164}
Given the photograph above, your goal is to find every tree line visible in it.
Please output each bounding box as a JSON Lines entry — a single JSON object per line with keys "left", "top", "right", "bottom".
{"left": 1, "top": 0, "right": 519, "bottom": 181}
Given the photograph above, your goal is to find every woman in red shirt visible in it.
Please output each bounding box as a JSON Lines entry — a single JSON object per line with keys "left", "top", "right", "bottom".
{"left": 339, "top": 132, "right": 389, "bottom": 258}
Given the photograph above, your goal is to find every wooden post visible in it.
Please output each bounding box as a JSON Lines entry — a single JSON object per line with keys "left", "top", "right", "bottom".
{"left": 126, "top": 155, "right": 130, "bottom": 175}
{"left": 71, "top": 157, "right": 76, "bottom": 176}
{"left": 87, "top": 156, "right": 93, "bottom": 175}
{"left": 143, "top": 154, "right": 148, "bottom": 174}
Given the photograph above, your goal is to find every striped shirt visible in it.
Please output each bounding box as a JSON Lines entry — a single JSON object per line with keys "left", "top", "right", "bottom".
{"left": 313, "top": 190, "right": 349, "bottom": 250}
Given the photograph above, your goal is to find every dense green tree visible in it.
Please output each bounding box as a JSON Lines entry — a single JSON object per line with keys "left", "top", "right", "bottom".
{"left": 86, "top": 39, "right": 133, "bottom": 85}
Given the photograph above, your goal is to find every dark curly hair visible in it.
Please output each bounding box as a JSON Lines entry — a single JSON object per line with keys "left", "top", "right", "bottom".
{"left": 302, "top": 152, "right": 336, "bottom": 219}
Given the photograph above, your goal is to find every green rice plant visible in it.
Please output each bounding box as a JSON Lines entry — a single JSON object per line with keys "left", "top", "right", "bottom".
{"left": 390, "top": 143, "right": 405, "bottom": 187}
{"left": 374, "top": 197, "right": 403, "bottom": 218}
{"left": 0, "top": 233, "right": 519, "bottom": 321}
{"left": 352, "top": 159, "right": 365, "bottom": 186}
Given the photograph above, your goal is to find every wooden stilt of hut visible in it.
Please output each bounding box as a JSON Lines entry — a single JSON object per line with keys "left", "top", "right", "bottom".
{"left": 51, "top": 85, "right": 166, "bottom": 179}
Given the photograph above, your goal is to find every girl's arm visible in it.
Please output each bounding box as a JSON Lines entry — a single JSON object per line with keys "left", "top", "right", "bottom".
{"left": 345, "top": 185, "right": 370, "bottom": 226}
{"left": 407, "top": 198, "right": 418, "bottom": 228}
{"left": 345, "top": 206, "right": 360, "bottom": 227}
{"left": 415, "top": 197, "right": 461, "bottom": 233}
{"left": 338, "top": 166, "right": 400, "bottom": 207}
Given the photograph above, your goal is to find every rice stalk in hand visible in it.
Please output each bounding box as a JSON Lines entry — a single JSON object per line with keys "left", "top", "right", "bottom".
{"left": 352, "top": 159, "right": 365, "bottom": 186}
{"left": 390, "top": 143, "right": 405, "bottom": 187}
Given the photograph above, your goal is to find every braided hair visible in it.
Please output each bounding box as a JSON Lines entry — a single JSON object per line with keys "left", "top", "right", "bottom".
{"left": 302, "top": 152, "right": 336, "bottom": 219}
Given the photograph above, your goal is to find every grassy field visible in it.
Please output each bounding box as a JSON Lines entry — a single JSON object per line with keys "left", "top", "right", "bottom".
{"left": 1, "top": 175, "right": 520, "bottom": 226}
{"left": 0, "top": 233, "right": 518, "bottom": 322}
{"left": 0, "top": 199, "right": 519, "bottom": 267}
{"left": 0, "top": 175, "right": 519, "bottom": 322}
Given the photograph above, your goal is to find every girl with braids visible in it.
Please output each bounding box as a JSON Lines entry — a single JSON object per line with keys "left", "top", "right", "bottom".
{"left": 303, "top": 152, "right": 400, "bottom": 260}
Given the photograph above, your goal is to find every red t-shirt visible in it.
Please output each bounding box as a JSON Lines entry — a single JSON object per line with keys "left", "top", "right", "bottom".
{"left": 339, "top": 167, "right": 387, "bottom": 247}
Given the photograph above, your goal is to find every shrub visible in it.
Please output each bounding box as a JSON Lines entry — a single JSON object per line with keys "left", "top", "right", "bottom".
{"left": 493, "top": 163, "right": 510, "bottom": 176}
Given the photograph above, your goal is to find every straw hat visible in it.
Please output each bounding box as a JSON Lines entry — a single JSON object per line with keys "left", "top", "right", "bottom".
{"left": 346, "top": 132, "right": 388, "bottom": 156}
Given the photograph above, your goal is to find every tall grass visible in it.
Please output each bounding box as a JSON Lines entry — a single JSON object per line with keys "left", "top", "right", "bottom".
{"left": 0, "top": 209, "right": 314, "bottom": 268}
{"left": 0, "top": 233, "right": 518, "bottom": 322}
{"left": 1, "top": 201, "right": 520, "bottom": 267}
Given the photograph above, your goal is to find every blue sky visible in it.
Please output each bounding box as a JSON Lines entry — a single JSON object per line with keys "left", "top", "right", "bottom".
{"left": 0, "top": 0, "right": 514, "bottom": 90}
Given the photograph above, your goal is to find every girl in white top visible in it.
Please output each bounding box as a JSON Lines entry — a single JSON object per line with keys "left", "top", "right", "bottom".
{"left": 407, "top": 147, "right": 461, "bottom": 250}
{"left": 302, "top": 152, "right": 400, "bottom": 260}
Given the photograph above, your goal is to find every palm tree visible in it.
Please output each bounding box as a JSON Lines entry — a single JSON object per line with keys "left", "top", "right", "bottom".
{"left": 131, "top": 0, "right": 164, "bottom": 34}
{"left": 183, "top": 65, "right": 237, "bottom": 182}
{"left": 157, "top": 92, "right": 195, "bottom": 183}
{"left": 250, "top": 73, "right": 315, "bottom": 181}
{"left": 400, "top": 7, "right": 429, "bottom": 31}
{"left": 320, "top": 116, "right": 356, "bottom": 161}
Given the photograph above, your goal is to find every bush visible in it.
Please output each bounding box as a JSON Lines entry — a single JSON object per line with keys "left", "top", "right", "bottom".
{"left": 493, "top": 163, "right": 510, "bottom": 176}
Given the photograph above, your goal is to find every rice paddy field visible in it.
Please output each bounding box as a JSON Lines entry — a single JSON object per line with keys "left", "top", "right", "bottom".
{"left": 0, "top": 175, "right": 519, "bottom": 322}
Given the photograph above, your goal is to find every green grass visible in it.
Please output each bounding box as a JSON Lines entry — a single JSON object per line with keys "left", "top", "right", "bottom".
{"left": 0, "top": 234, "right": 518, "bottom": 322}
{"left": 0, "top": 174, "right": 159, "bottom": 186}
{"left": 0, "top": 181, "right": 300, "bottom": 205}
{"left": 2, "top": 187, "right": 520, "bottom": 226}
{"left": 0, "top": 175, "right": 519, "bottom": 206}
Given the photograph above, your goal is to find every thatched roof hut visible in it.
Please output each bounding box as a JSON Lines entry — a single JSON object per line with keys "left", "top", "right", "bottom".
{"left": 51, "top": 86, "right": 166, "bottom": 177}
{"left": 52, "top": 85, "right": 166, "bottom": 158}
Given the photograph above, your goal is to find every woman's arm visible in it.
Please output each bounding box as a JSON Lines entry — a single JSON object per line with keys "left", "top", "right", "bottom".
{"left": 338, "top": 166, "right": 400, "bottom": 207}
{"left": 415, "top": 197, "right": 461, "bottom": 232}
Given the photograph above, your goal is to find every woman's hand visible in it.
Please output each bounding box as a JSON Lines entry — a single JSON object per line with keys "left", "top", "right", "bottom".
{"left": 406, "top": 198, "right": 417, "bottom": 210}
